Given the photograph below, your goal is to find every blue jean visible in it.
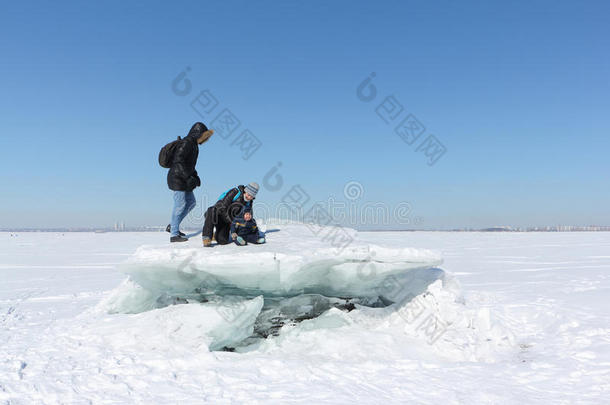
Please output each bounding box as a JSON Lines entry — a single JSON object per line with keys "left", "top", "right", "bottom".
{"left": 170, "top": 191, "right": 196, "bottom": 236}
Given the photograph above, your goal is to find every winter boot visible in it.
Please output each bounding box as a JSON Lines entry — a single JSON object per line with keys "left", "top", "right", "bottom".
{"left": 202, "top": 238, "right": 212, "bottom": 247}
{"left": 256, "top": 237, "right": 266, "bottom": 244}
{"left": 170, "top": 235, "right": 188, "bottom": 243}
{"left": 166, "top": 224, "right": 185, "bottom": 237}
{"left": 235, "top": 236, "right": 246, "bottom": 246}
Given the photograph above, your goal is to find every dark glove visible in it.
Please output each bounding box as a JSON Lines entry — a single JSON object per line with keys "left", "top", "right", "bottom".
{"left": 186, "top": 175, "right": 199, "bottom": 190}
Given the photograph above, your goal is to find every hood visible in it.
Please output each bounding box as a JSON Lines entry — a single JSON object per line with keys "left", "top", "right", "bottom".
{"left": 187, "top": 122, "right": 208, "bottom": 140}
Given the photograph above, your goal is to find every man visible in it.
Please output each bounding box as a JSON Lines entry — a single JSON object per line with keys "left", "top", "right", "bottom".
{"left": 167, "top": 122, "right": 214, "bottom": 242}
{"left": 202, "top": 182, "right": 259, "bottom": 246}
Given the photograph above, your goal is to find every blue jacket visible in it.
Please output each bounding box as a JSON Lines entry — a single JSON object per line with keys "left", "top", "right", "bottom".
{"left": 230, "top": 215, "right": 259, "bottom": 237}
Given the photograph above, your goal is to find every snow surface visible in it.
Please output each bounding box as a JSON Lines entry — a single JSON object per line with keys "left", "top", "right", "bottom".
{"left": 1, "top": 227, "right": 609, "bottom": 404}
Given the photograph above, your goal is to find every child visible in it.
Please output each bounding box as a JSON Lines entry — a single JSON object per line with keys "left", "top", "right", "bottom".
{"left": 230, "top": 207, "right": 266, "bottom": 246}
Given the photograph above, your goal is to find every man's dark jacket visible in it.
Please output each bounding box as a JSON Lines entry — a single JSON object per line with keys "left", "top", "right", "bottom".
{"left": 213, "top": 185, "right": 254, "bottom": 224}
{"left": 167, "top": 123, "right": 206, "bottom": 191}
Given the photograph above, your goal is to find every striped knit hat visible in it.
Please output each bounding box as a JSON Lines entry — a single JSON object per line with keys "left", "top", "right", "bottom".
{"left": 244, "top": 182, "right": 259, "bottom": 198}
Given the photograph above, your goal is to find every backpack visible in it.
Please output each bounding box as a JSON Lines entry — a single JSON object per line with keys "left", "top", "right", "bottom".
{"left": 158, "top": 136, "right": 182, "bottom": 168}
{"left": 218, "top": 187, "right": 241, "bottom": 202}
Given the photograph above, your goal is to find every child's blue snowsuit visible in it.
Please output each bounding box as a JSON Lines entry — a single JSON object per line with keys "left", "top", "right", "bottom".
{"left": 230, "top": 214, "right": 264, "bottom": 245}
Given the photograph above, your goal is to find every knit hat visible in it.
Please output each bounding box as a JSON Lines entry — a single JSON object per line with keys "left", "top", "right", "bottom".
{"left": 244, "top": 182, "right": 259, "bottom": 198}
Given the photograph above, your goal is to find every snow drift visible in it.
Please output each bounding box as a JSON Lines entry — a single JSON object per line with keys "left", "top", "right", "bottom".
{"left": 92, "top": 292, "right": 263, "bottom": 351}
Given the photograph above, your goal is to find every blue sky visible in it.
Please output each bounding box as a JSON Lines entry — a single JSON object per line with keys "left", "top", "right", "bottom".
{"left": 1, "top": 0, "right": 608, "bottom": 229}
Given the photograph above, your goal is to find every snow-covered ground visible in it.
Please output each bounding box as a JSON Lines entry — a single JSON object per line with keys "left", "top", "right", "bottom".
{"left": 1, "top": 228, "right": 609, "bottom": 404}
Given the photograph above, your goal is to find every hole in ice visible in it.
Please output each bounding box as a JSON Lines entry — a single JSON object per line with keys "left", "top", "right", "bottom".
{"left": 102, "top": 266, "right": 445, "bottom": 351}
